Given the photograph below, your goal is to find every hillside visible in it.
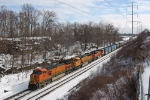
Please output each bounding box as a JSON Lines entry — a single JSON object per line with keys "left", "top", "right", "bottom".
{"left": 66, "top": 30, "right": 150, "bottom": 100}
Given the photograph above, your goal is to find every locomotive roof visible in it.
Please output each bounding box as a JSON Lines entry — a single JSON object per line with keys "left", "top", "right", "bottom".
{"left": 35, "top": 67, "right": 47, "bottom": 71}
{"left": 43, "top": 63, "right": 65, "bottom": 70}
{"left": 85, "top": 53, "right": 91, "bottom": 55}
{"left": 71, "top": 57, "right": 80, "bottom": 61}
{"left": 59, "top": 59, "right": 73, "bottom": 64}
{"left": 90, "top": 50, "right": 101, "bottom": 54}
{"left": 81, "top": 53, "right": 91, "bottom": 57}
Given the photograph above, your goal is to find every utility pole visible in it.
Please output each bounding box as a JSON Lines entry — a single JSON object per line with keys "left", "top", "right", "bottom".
{"left": 132, "top": 2, "right": 133, "bottom": 35}
{"left": 136, "top": 21, "right": 142, "bottom": 34}
{"left": 137, "top": 21, "right": 142, "bottom": 33}
{"left": 127, "top": 2, "right": 138, "bottom": 34}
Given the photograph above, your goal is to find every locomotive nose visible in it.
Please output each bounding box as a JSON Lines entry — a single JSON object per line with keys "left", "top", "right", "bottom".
{"left": 30, "top": 74, "right": 38, "bottom": 84}
{"left": 28, "top": 74, "right": 39, "bottom": 90}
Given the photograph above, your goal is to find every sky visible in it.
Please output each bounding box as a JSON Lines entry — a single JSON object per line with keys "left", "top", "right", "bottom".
{"left": 0, "top": 0, "right": 150, "bottom": 34}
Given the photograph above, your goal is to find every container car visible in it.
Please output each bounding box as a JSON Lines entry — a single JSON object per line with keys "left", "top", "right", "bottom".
{"left": 104, "top": 46, "right": 111, "bottom": 55}
{"left": 111, "top": 44, "right": 117, "bottom": 51}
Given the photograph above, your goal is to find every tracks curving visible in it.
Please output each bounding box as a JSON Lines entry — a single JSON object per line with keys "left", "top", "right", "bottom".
{"left": 4, "top": 48, "right": 120, "bottom": 100}
{"left": 26, "top": 49, "right": 118, "bottom": 100}
{"left": 4, "top": 89, "right": 31, "bottom": 100}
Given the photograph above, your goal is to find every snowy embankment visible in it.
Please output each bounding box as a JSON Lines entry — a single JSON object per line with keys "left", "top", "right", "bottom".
{"left": 0, "top": 71, "right": 32, "bottom": 99}
{"left": 0, "top": 51, "right": 112, "bottom": 100}
{"left": 142, "top": 62, "right": 150, "bottom": 100}
{"left": 141, "top": 34, "right": 150, "bottom": 100}
{"left": 41, "top": 54, "right": 112, "bottom": 100}
{"left": 0, "top": 35, "right": 148, "bottom": 100}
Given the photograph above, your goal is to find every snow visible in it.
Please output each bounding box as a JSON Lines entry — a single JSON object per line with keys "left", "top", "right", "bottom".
{"left": 0, "top": 71, "right": 32, "bottom": 99}
{"left": 142, "top": 64, "right": 150, "bottom": 100}
{"left": 122, "top": 36, "right": 130, "bottom": 41}
{"left": 144, "top": 36, "right": 150, "bottom": 44}
{"left": 0, "top": 52, "right": 110, "bottom": 100}
{"left": 0, "top": 36, "right": 149, "bottom": 100}
{"left": 0, "top": 53, "right": 149, "bottom": 100}
{"left": 42, "top": 57, "right": 110, "bottom": 100}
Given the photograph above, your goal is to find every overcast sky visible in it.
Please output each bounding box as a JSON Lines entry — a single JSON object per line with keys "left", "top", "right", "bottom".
{"left": 1, "top": 0, "right": 150, "bottom": 34}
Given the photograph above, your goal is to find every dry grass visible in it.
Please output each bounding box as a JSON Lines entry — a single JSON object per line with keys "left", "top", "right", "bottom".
{"left": 67, "top": 30, "right": 150, "bottom": 100}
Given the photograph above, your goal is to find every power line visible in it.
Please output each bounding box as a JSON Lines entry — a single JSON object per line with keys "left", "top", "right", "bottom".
{"left": 127, "top": 2, "right": 138, "bottom": 34}
{"left": 115, "top": 0, "right": 127, "bottom": 11}
{"left": 54, "top": 0, "right": 130, "bottom": 27}
{"left": 123, "top": 0, "right": 128, "bottom": 4}
{"left": 104, "top": 0, "right": 130, "bottom": 21}
{"left": 54, "top": 0, "right": 103, "bottom": 20}
{"left": 115, "top": 0, "right": 131, "bottom": 16}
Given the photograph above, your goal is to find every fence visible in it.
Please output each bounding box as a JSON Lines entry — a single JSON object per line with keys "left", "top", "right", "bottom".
{"left": 139, "top": 69, "right": 146, "bottom": 100}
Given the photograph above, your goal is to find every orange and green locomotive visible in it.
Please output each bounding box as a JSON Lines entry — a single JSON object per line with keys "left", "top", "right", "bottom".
{"left": 28, "top": 62, "right": 73, "bottom": 90}
{"left": 28, "top": 47, "right": 108, "bottom": 90}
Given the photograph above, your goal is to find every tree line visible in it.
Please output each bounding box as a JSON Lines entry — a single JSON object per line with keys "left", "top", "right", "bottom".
{"left": 0, "top": 4, "right": 122, "bottom": 73}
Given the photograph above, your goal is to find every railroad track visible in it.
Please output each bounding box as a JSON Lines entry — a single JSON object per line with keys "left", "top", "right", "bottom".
{"left": 4, "top": 89, "right": 31, "bottom": 100}
{"left": 4, "top": 48, "right": 120, "bottom": 100}
{"left": 25, "top": 49, "right": 119, "bottom": 100}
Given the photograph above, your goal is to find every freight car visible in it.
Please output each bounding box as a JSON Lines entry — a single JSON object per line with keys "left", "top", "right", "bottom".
{"left": 103, "top": 44, "right": 118, "bottom": 55}
{"left": 111, "top": 44, "right": 117, "bottom": 51}
{"left": 28, "top": 42, "right": 123, "bottom": 90}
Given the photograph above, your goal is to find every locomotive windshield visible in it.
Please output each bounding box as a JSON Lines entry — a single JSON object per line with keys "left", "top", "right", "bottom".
{"left": 32, "top": 70, "right": 42, "bottom": 76}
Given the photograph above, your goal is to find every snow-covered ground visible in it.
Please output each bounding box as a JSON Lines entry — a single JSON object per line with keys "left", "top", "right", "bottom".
{"left": 0, "top": 71, "right": 32, "bottom": 99}
{"left": 41, "top": 55, "right": 110, "bottom": 100}
{"left": 0, "top": 51, "right": 111, "bottom": 100}
{"left": 142, "top": 62, "right": 150, "bottom": 100}
{"left": 0, "top": 51, "right": 149, "bottom": 100}
{"left": 0, "top": 36, "right": 149, "bottom": 100}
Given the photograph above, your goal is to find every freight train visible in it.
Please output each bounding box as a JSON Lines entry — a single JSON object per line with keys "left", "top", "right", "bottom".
{"left": 28, "top": 41, "right": 126, "bottom": 90}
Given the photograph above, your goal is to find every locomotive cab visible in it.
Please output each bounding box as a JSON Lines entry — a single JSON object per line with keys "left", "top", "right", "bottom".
{"left": 28, "top": 67, "right": 48, "bottom": 90}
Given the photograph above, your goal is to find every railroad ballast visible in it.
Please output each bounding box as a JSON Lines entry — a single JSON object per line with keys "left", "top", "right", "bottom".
{"left": 28, "top": 41, "right": 126, "bottom": 90}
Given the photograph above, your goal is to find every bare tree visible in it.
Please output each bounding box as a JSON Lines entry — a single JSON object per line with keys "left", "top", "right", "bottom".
{"left": 53, "top": 22, "right": 75, "bottom": 56}
{"left": 0, "top": 6, "right": 8, "bottom": 37}
{"left": 8, "top": 10, "right": 19, "bottom": 73}
{"left": 41, "top": 10, "right": 57, "bottom": 60}
{"left": 92, "top": 22, "right": 104, "bottom": 48}
{"left": 104, "top": 23, "right": 119, "bottom": 45}
{"left": 41, "top": 10, "right": 57, "bottom": 36}
{"left": 19, "top": 4, "right": 35, "bottom": 71}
